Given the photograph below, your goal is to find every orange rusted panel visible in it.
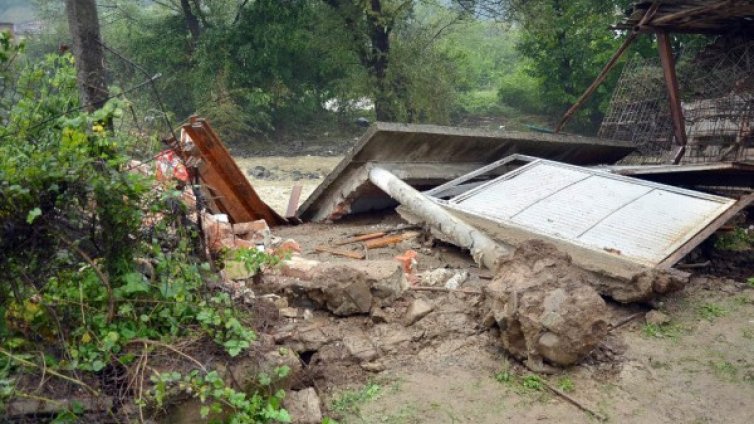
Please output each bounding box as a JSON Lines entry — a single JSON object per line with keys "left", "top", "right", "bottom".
{"left": 180, "top": 117, "right": 286, "bottom": 226}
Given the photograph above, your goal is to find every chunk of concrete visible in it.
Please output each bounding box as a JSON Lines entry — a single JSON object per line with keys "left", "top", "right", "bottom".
{"left": 283, "top": 388, "right": 322, "bottom": 424}
{"left": 485, "top": 240, "right": 609, "bottom": 369}
{"left": 342, "top": 333, "right": 380, "bottom": 362}
{"left": 275, "top": 259, "right": 407, "bottom": 316}
{"left": 404, "top": 299, "right": 434, "bottom": 326}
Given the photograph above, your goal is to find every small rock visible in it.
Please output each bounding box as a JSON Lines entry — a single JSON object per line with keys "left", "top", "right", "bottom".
{"left": 283, "top": 388, "right": 322, "bottom": 424}
{"left": 445, "top": 271, "right": 469, "bottom": 290}
{"left": 279, "top": 307, "right": 300, "bottom": 318}
{"left": 419, "top": 268, "right": 455, "bottom": 286}
{"left": 404, "top": 299, "right": 434, "bottom": 326}
{"left": 361, "top": 361, "right": 386, "bottom": 372}
{"left": 342, "top": 333, "right": 379, "bottom": 362}
{"left": 645, "top": 310, "right": 670, "bottom": 326}
{"left": 247, "top": 165, "right": 271, "bottom": 179}
{"left": 291, "top": 170, "right": 303, "bottom": 181}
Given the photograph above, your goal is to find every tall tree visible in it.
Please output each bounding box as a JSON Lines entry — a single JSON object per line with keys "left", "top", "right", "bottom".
{"left": 64, "top": 0, "right": 109, "bottom": 112}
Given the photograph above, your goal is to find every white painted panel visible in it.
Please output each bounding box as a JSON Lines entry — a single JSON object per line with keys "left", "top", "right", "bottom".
{"left": 578, "top": 189, "right": 730, "bottom": 264}
{"left": 450, "top": 163, "right": 588, "bottom": 220}
{"left": 450, "top": 160, "right": 736, "bottom": 267}
{"left": 511, "top": 175, "right": 653, "bottom": 239}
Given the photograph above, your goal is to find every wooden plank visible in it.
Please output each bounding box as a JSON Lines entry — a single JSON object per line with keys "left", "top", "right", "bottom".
{"left": 286, "top": 184, "right": 303, "bottom": 218}
{"left": 657, "top": 30, "right": 688, "bottom": 166}
{"left": 658, "top": 192, "right": 754, "bottom": 269}
{"left": 364, "top": 232, "right": 420, "bottom": 249}
{"left": 314, "top": 245, "right": 365, "bottom": 260}
{"left": 334, "top": 232, "right": 386, "bottom": 246}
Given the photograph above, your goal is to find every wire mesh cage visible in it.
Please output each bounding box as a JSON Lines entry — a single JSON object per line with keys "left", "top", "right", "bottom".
{"left": 599, "top": 37, "right": 754, "bottom": 165}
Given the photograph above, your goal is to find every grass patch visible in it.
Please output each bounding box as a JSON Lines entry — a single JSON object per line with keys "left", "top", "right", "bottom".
{"left": 330, "top": 382, "right": 382, "bottom": 416}
{"left": 710, "top": 360, "right": 738, "bottom": 381}
{"left": 556, "top": 377, "right": 575, "bottom": 393}
{"left": 698, "top": 303, "right": 728, "bottom": 321}
{"left": 642, "top": 323, "right": 684, "bottom": 339}
{"left": 521, "top": 375, "right": 545, "bottom": 391}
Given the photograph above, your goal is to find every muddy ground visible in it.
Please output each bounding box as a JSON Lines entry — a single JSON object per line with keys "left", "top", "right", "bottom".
{"left": 238, "top": 155, "right": 754, "bottom": 424}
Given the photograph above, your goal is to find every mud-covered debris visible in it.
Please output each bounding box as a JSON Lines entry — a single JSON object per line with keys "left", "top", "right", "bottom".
{"left": 228, "top": 347, "right": 302, "bottom": 392}
{"left": 485, "top": 240, "right": 609, "bottom": 370}
{"left": 275, "top": 258, "right": 408, "bottom": 316}
{"left": 645, "top": 310, "right": 671, "bottom": 326}
{"left": 283, "top": 388, "right": 323, "bottom": 424}
{"left": 419, "top": 268, "right": 455, "bottom": 286}
{"left": 444, "top": 270, "right": 469, "bottom": 289}
{"left": 404, "top": 298, "right": 434, "bottom": 326}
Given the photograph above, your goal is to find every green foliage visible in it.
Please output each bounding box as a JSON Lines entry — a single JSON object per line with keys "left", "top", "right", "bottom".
{"left": 714, "top": 227, "right": 754, "bottom": 252}
{"left": 0, "top": 43, "right": 278, "bottom": 422}
{"left": 494, "top": 369, "right": 513, "bottom": 384}
{"left": 151, "top": 367, "right": 291, "bottom": 423}
{"left": 229, "top": 247, "right": 283, "bottom": 276}
{"left": 556, "top": 377, "right": 575, "bottom": 393}
{"left": 698, "top": 303, "right": 727, "bottom": 321}
{"left": 520, "top": 375, "right": 544, "bottom": 391}
{"left": 510, "top": 0, "right": 646, "bottom": 133}
{"left": 747, "top": 278, "right": 754, "bottom": 289}
{"left": 642, "top": 323, "right": 683, "bottom": 339}
{"left": 330, "top": 382, "right": 382, "bottom": 415}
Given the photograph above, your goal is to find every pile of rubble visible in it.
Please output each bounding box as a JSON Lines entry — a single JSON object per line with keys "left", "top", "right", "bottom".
{"left": 146, "top": 118, "right": 753, "bottom": 422}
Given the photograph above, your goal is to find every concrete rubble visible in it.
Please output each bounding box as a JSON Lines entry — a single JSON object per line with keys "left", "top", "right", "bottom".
{"left": 483, "top": 241, "right": 609, "bottom": 370}
{"left": 158, "top": 118, "right": 754, "bottom": 393}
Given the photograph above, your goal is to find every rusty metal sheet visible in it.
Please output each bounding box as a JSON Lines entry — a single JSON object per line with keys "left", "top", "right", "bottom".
{"left": 180, "top": 117, "right": 286, "bottom": 226}
{"left": 447, "top": 160, "right": 736, "bottom": 267}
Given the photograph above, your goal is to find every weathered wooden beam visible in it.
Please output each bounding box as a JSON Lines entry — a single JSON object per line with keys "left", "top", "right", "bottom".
{"left": 656, "top": 30, "right": 688, "bottom": 164}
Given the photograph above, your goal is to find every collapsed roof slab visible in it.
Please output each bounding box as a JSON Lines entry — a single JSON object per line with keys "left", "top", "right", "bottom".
{"left": 297, "top": 122, "right": 635, "bottom": 222}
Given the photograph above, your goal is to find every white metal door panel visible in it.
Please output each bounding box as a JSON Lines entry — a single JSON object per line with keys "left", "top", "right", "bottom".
{"left": 510, "top": 175, "right": 653, "bottom": 239}
{"left": 577, "top": 189, "right": 731, "bottom": 264}
{"left": 450, "top": 163, "right": 588, "bottom": 220}
{"left": 448, "top": 160, "right": 736, "bottom": 267}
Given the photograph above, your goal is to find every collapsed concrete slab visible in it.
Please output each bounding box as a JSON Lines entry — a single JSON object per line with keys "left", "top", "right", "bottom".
{"left": 297, "top": 122, "right": 635, "bottom": 222}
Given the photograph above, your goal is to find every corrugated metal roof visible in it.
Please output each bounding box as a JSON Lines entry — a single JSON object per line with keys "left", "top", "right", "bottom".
{"left": 447, "top": 160, "right": 736, "bottom": 267}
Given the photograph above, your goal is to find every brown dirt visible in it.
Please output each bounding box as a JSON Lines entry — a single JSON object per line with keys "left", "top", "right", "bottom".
{"left": 242, "top": 155, "right": 754, "bottom": 424}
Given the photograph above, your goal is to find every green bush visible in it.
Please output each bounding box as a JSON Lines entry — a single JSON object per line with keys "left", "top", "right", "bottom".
{"left": 497, "top": 67, "right": 544, "bottom": 115}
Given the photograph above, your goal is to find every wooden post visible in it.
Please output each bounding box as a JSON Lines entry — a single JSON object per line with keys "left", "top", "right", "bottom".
{"left": 656, "top": 30, "right": 687, "bottom": 164}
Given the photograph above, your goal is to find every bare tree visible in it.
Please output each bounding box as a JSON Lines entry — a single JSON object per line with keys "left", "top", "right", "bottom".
{"left": 65, "top": 0, "right": 109, "bottom": 112}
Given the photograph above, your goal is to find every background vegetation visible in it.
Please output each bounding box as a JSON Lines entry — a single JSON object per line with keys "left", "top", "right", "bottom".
{"left": 16, "top": 0, "right": 660, "bottom": 144}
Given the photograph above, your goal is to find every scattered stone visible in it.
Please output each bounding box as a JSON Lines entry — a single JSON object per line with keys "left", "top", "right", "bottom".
{"left": 444, "top": 271, "right": 469, "bottom": 290}
{"left": 283, "top": 388, "right": 322, "bottom": 424}
{"left": 645, "top": 310, "right": 671, "bottom": 326}
{"left": 419, "top": 268, "right": 455, "bottom": 286}
{"left": 280, "top": 307, "right": 300, "bottom": 318}
{"left": 281, "top": 256, "right": 321, "bottom": 279}
{"left": 291, "top": 170, "right": 303, "bottom": 181}
{"left": 233, "top": 219, "right": 271, "bottom": 247}
{"left": 276, "top": 259, "right": 407, "bottom": 316}
{"left": 342, "top": 333, "right": 380, "bottom": 362}
{"left": 247, "top": 165, "right": 271, "bottom": 179}
{"left": 404, "top": 298, "right": 434, "bottom": 326}
{"left": 361, "top": 361, "right": 386, "bottom": 372}
{"left": 485, "top": 241, "right": 609, "bottom": 369}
